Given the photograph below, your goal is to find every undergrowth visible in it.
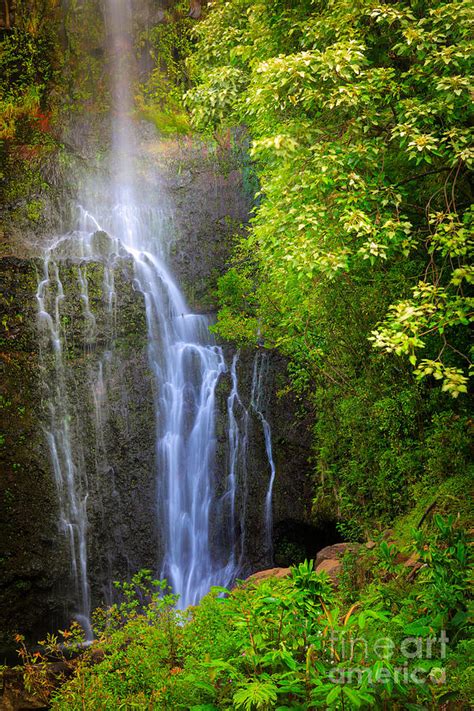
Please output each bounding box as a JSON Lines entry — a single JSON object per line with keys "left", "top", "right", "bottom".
{"left": 15, "top": 514, "right": 473, "bottom": 710}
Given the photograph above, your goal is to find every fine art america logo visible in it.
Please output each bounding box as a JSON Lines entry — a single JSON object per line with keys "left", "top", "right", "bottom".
{"left": 326, "top": 630, "right": 449, "bottom": 686}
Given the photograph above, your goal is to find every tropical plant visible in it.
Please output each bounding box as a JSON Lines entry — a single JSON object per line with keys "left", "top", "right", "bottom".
{"left": 41, "top": 522, "right": 472, "bottom": 708}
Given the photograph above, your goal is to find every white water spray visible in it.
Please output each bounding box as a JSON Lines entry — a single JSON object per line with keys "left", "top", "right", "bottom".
{"left": 37, "top": 0, "right": 277, "bottom": 628}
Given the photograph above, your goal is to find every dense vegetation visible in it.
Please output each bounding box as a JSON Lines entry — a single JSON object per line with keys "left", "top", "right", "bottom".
{"left": 135, "top": 0, "right": 194, "bottom": 133}
{"left": 20, "top": 513, "right": 472, "bottom": 708}
{"left": 0, "top": 0, "right": 61, "bottom": 143}
{"left": 2, "top": 0, "right": 472, "bottom": 708}
{"left": 0, "top": 0, "right": 110, "bottom": 239}
{"left": 183, "top": 0, "right": 473, "bottom": 537}
{"left": 0, "top": 0, "right": 61, "bottom": 228}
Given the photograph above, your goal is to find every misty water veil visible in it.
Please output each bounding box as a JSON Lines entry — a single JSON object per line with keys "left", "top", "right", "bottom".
{"left": 35, "top": 0, "right": 275, "bottom": 634}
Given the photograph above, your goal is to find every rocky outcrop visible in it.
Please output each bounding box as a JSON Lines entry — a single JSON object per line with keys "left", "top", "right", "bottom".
{"left": 0, "top": 257, "right": 67, "bottom": 656}
{"left": 133, "top": 131, "right": 253, "bottom": 314}
{"left": 213, "top": 347, "right": 317, "bottom": 574}
{"left": 245, "top": 543, "right": 360, "bottom": 588}
{"left": 315, "top": 543, "right": 358, "bottom": 566}
{"left": 0, "top": 666, "right": 48, "bottom": 711}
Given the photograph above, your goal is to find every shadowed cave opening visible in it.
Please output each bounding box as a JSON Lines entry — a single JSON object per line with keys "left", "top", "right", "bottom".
{"left": 273, "top": 518, "right": 343, "bottom": 568}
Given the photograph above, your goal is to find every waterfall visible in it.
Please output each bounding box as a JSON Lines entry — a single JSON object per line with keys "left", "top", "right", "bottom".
{"left": 225, "top": 353, "right": 250, "bottom": 574}
{"left": 225, "top": 351, "right": 276, "bottom": 570}
{"left": 36, "top": 0, "right": 278, "bottom": 628}
{"left": 36, "top": 259, "right": 91, "bottom": 634}
{"left": 102, "top": 0, "right": 242, "bottom": 607}
{"left": 130, "top": 243, "right": 230, "bottom": 605}
{"left": 36, "top": 228, "right": 120, "bottom": 639}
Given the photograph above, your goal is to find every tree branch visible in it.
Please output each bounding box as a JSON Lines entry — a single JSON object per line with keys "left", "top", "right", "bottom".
{"left": 394, "top": 167, "right": 452, "bottom": 189}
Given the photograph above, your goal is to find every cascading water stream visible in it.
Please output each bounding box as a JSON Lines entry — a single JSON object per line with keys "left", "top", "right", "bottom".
{"left": 225, "top": 351, "right": 276, "bottom": 570}
{"left": 37, "top": 0, "right": 278, "bottom": 629}
{"left": 101, "top": 0, "right": 245, "bottom": 606}
{"left": 128, "top": 239, "right": 232, "bottom": 605}
{"left": 251, "top": 352, "right": 276, "bottom": 557}
{"left": 36, "top": 219, "right": 124, "bottom": 637}
{"left": 225, "top": 354, "right": 250, "bottom": 573}
{"left": 36, "top": 261, "right": 91, "bottom": 629}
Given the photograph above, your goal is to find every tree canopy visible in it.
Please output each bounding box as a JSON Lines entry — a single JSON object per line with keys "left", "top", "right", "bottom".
{"left": 185, "top": 0, "right": 473, "bottom": 398}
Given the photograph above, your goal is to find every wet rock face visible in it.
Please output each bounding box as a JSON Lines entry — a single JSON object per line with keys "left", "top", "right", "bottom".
{"left": 0, "top": 255, "right": 156, "bottom": 653}
{"left": 170, "top": 170, "right": 248, "bottom": 311}
{"left": 0, "top": 258, "right": 68, "bottom": 654}
{"left": 168, "top": 165, "right": 250, "bottom": 313}
{"left": 212, "top": 348, "right": 317, "bottom": 576}
{"left": 140, "top": 136, "right": 253, "bottom": 314}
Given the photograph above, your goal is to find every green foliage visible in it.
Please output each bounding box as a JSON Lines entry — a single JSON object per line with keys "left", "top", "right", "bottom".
{"left": 210, "top": 268, "right": 259, "bottom": 343}
{"left": 60, "top": 0, "right": 110, "bottom": 112}
{"left": 98, "top": 568, "right": 179, "bottom": 629}
{"left": 233, "top": 678, "right": 278, "bottom": 710}
{"left": 184, "top": 0, "right": 473, "bottom": 535}
{"left": 0, "top": 1, "right": 62, "bottom": 142}
{"left": 25, "top": 198, "right": 44, "bottom": 221}
{"left": 0, "top": 0, "right": 68, "bottom": 232}
{"left": 15, "top": 622, "right": 87, "bottom": 705}
{"left": 186, "top": 0, "right": 473, "bottom": 392}
{"left": 413, "top": 514, "right": 472, "bottom": 629}
{"left": 25, "top": 519, "right": 472, "bottom": 708}
{"left": 136, "top": 1, "right": 194, "bottom": 134}
{"left": 138, "top": 103, "right": 190, "bottom": 135}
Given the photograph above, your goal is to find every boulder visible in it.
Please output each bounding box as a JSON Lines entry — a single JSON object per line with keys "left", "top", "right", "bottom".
{"left": 246, "top": 545, "right": 360, "bottom": 587}
{"left": 189, "top": 0, "right": 202, "bottom": 19}
{"left": 315, "top": 558, "right": 342, "bottom": 584}
{"left": 314, "top": 542, "right": 360, "bottom": 586}
{"left": 246, "top": 567, "right": 291, "bottom": 584}
{"left": 315, "top": 542, "right": 359, "bottom": 566}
